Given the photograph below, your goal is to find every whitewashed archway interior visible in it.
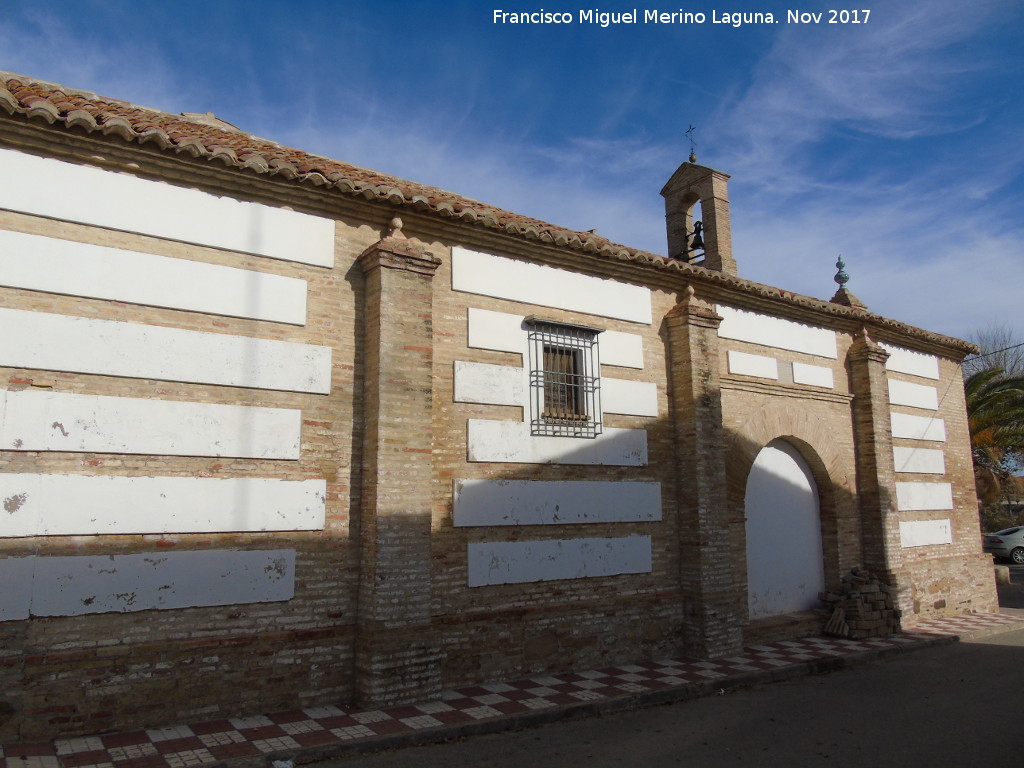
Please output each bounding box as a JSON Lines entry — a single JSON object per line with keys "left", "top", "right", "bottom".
{"left": 744, "top": 439, "right": 825, "bottom": 619}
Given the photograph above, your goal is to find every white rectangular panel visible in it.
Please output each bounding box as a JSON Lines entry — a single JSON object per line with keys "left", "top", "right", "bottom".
{"left": 454, "top": 480, "right": 661, "bottom": 526}
{"left": 727, "top": 350, "right": 778, "bottom": 380}
{"left": 0, "top": 148, "right": 334, "bottom": 267}
{"left": 899, "top": 520, "right": 952, "bottom": 548}
{"left": 792, "top": 362, "right": 834, "bottom": 388}
{"left": 601, "top": 330, "right": 644, "bottom": 369}
{"left": 467, "top": 308, "right": 526, "bottom": 355}
{"left": 1, "top": 390, "right": 301, "bottom": 458}
{"left": 0, "top": 475, "right": 326, "bottom": 537}
{"left": 717, "top": 305, "right": 837, "bottom": 359}
{"left": 891, "top": 412, "right": 946, "bottom": 442}
{"left": 888, "top": 380, "right": 939, "bottom": 411}
{"left": 467, "top": 535, "right": 652, "bottom": 586}
{"left": 453, "top": 247, "right": 652, "bottom": 324}
{"left": 453, "top": 361, "right": 524, "bottom": 406}
{"left": 0, "top": 308, "right": 331, "bottom": 393}
{"left": 29, "top": 549, "right": 295, "bottom": 616}
{"left": 893, "top": 447, "right": 946, "bottom": 474}
{"left": 467, "top": 419, "right": 647, "bottom": 466}
{"left": 880, "top": 343, "right": 940, "bottom": 380}
{"left": 0, "top": 229, "right": 307, "bottom": 325}
{"left": 0, "top": 556, "right": 34, "bottom": 620}
{"left": 895, "top": 482, "right": 954, "bottom": 511}
{"left": 602, "top": 378, "right": 658, "bottom": 416}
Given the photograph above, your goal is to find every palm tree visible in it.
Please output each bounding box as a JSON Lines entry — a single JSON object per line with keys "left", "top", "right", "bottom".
{"left": 964, "top": 367, "right": 1024, "bottom": 509}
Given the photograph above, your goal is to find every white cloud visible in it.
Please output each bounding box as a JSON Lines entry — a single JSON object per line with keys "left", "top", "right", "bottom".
{"left": 0, "top": 7, "right": 193, "bottom": 114}
{"left": 697, "top": 0, "right": 1024, "bottom": 340}
{"left": 713, "top": 1, "right": 1009, "bottom": 177}
{"left": 1, "top": 0, "right": 1019, "bottom": 346}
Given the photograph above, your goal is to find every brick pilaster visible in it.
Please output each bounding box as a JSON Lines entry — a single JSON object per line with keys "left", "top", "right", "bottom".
{"left": 664, "top": 286, "right": 744, "bottom": 658}
{"left": 848, "top": 329, "right": 906, "bottom": 613}
{"left": 355, "top": 222, "right": 443, "bottom": 706}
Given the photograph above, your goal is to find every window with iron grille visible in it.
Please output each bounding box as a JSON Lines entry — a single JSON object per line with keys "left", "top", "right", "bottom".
{"left": 526, "top": 318, "right": 602, "bottom": 438}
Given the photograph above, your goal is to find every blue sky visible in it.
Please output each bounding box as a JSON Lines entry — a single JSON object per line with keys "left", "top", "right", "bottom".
{"left": 2, "top": 0, "right": 1022, "bottom": 343}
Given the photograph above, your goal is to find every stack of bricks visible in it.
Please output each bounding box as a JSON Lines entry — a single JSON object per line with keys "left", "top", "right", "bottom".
{"left": 820, "top": 569, "right": 901, "bottom": 639}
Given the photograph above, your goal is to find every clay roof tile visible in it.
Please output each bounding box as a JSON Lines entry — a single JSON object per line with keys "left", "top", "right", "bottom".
{"left": 0, "top": 70, "right": 976, "bottom": 354}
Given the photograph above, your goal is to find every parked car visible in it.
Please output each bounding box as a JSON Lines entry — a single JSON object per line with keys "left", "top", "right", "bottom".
{"left": 983, "top": 527, "right": 1024, "bottom": 563}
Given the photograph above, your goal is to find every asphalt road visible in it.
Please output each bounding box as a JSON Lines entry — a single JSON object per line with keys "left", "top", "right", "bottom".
{"left": 317, "top": 626, "right": 1024, "bottom": 768}
{"left": 997, "top": 562, "right": 1024, "bottom": 607}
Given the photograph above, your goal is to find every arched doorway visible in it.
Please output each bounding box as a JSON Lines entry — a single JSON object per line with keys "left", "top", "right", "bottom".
{"left": 745, "top": 439, "right": 825, "bottom": 619}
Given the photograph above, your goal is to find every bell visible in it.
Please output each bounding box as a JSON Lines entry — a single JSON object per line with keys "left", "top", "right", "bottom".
{"left": 689, "top": 221, "right": 705, "bottom": 252}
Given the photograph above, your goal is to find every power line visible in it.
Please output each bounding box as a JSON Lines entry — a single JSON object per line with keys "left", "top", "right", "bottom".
{"left": 963, "top": 340, "right": 1024, "bottom": 362}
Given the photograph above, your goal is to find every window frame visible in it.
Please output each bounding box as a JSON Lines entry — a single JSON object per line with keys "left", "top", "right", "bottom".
{"left": 525, "top": 317, "right": 602, "bottom": 438}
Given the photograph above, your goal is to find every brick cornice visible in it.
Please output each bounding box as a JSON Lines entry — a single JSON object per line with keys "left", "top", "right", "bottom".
{"left": 848, "top": 327, "right": 891, "bottom": 365}
{"left": 664, "top": 285, "right": 723, "bottom": 329}
{"left": 1, "top": 95, "right": 977, "bottom": 358}
{"left": 358, "top": 220, "right": 441, "bottom": 276}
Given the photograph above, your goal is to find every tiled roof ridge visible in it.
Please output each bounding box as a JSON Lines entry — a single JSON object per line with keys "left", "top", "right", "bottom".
{"left": 0, "top": 71, "right": 974, "bottom": 354}
{"left": 0, "top": 70, "right": 584, "bottom": 238}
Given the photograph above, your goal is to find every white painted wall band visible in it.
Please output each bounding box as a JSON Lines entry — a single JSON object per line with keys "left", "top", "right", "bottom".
{"left": 792, "top": 362, "right": 834, "bottom": 389}
{"left": 0, "top": 549, "right": 295, "bottom": 620}
{"left": 467, "top": 535, "right": 652, "bottom": 586}
{"left": 895, "top": 481, "right": 954, "bottom": 511}
{"left": 453, "top": 247, "right": 653, "bottom": 324}
{"left": 0, "top": 474, "right": 326, "bottom": 537}
{"left": 727, "top": 350, "right": 779, "bottom": 380}
{"left": 890, "top": 412, "right": 946, "bottom": 442}
{"left": 888, "top": 379, "right": 939, "bottom": 411}
{"left": 899, "top": 519, "right": 952, "bottom": 548}
{"left": 453, "top": 480, "right": 662, "bottom": 526}
{"left": 0, "top": 389, "right": 301, "bottom": 459}
{"left": 0, "top": 147, "right": 335, "bottom": 267}
{"left": 0, "top": 555, "right": 34, "bottom": 621}
{"left": 467, "top": 419, "right": 647, "bottom": 466}
{"left": 467, "top": 308, "right": 526, "bottom": 356}
{"left": 716, "top": 305, "right": 838, "bottom": 359}
{"left": 453, "top": 361, "right": 524, "bottom": 407}
{"left": 893, "top": 446, "right": 946, "bottom": 475}
{"left": 0, "top": 229, "right": 308, "bottom": 325}
{"left": 601, "top": 330, "right": 645, "bottom": 369}
{"left": 0, "top": 308, "right": 332, "bottom": 394}
{"left": 601, "top": 378, "right": 659, "bottom": 416}
{"left": 880, "top": 343, "right": 940, "bottom": 380}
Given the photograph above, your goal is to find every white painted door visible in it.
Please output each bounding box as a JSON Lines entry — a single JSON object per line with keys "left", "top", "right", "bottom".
{"left": 745, "top": 439, "right": 825, "bottom": 619}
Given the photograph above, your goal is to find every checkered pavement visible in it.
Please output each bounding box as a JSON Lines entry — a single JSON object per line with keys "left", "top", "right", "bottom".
{"left": 3, "top": 612, "right": 1022, "bottom": 768}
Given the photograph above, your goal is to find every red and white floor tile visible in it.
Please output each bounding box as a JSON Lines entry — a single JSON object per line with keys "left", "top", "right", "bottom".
{"left": 2, "top": 612, "right": 1021, "bottom": 768}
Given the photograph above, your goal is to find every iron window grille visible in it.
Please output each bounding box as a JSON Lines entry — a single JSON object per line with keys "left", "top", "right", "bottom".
{"left": 526, "top": 317, "right": 602, "bottom": 438}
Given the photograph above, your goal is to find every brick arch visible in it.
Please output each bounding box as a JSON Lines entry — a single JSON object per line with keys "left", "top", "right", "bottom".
{"left": 726, "top": 401, "right": 858, "bottom": 605}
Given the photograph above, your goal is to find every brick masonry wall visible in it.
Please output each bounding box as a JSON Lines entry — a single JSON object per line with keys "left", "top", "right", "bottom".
{"left": 895, "top": 354, "right": 997, "bottom": 621}
{"left": 664, "top": 291, "right": 744, "bottom": 658}
{"left": 0, "top": 129, "right": 996, "bottom": 739}
{"left": 423, "top": 233, "right": 688, "bottom": 687}
{"left": 719, "top": 324, "right": 860, "bottom": 605}
{"left": 354, "top": 232, "right": 443, "bottom": 707}
{"left": 0, "top": 136, "right": 378, "bottom": 739}
{"left": 715, "top": 314, "right": 995, "bottom": 630}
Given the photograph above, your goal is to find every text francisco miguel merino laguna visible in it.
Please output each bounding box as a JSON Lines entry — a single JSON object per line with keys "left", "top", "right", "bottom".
{"left": 492, "top": 9, "right": 872, "bottom": 26}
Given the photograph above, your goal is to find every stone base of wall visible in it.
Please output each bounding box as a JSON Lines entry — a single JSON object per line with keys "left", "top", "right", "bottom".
{"left": 900, "top": 553, "right": 999, "bottom": 626}
{"left": 7, "top": 622, "right": 354, "bottom": 741}
{"left": 355, "top": 627, "right": 443, "bottom": 709}
{"left": 438, "top": 598, "right": 685, "bottom": 691}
